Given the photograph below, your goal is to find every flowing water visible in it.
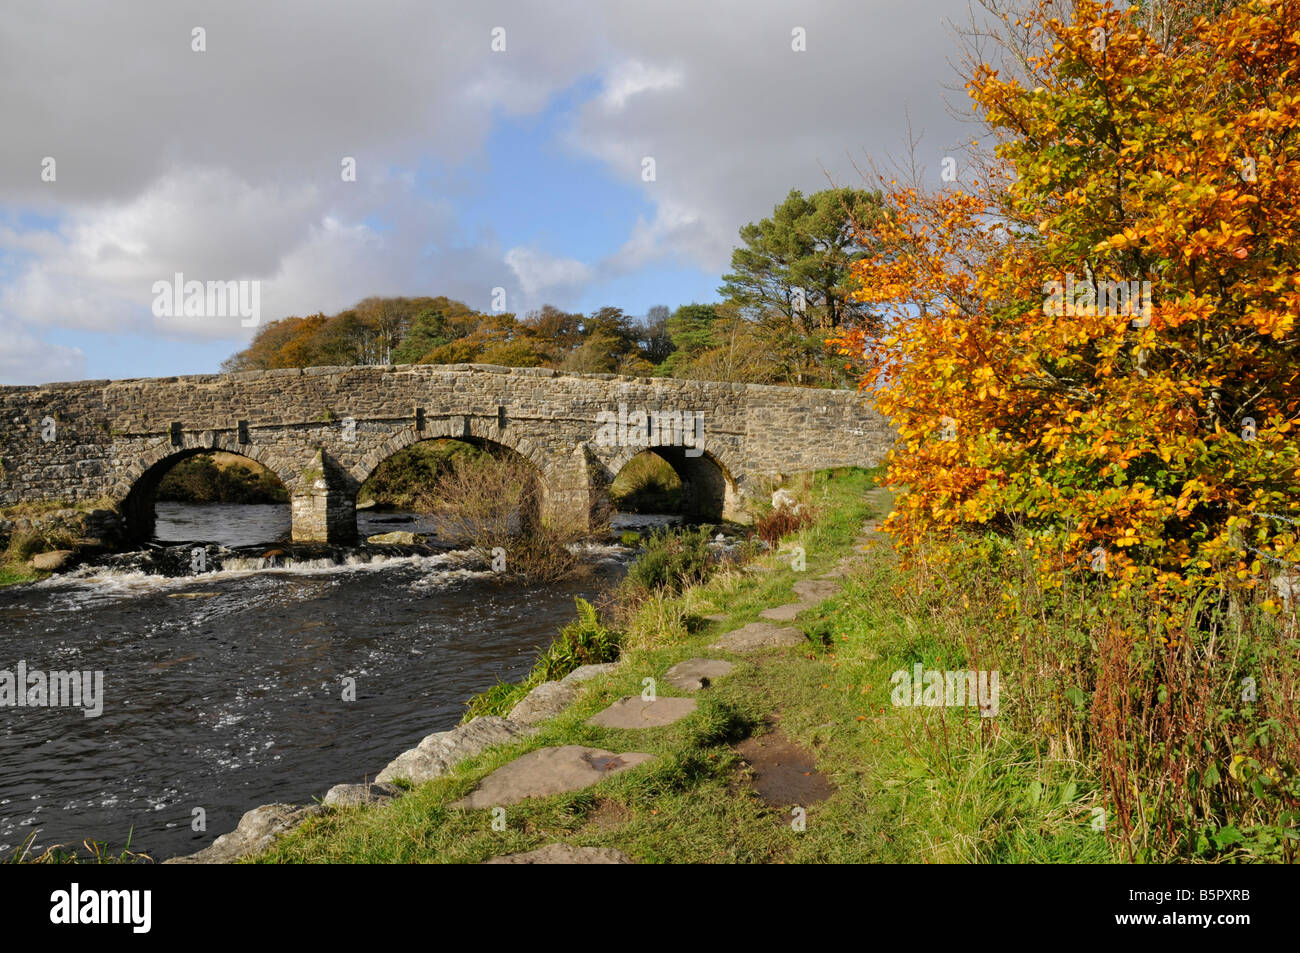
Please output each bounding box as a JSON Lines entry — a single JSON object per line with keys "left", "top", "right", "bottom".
{"left": 0, "top": 503, "right": 682, "bottom": 861}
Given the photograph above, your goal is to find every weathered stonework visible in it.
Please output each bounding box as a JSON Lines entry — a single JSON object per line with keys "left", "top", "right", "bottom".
{"left": 0, "top": 363, "right": 894, "bottom": 544}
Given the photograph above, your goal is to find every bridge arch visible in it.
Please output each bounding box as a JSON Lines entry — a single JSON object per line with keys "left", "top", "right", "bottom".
{"left": 351, "top": 418, "right": 556, "bottom": 517}
{"left": 115, "top": 439, "right": 299, "bottom": 544}
{"left": 349, "top": 420, "right": 567, "bottom": 544}
{"left": 601, "top": 438, "right": 745, "bottom": 523}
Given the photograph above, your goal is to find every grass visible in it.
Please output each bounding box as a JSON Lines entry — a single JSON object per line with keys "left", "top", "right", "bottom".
{"left": 0, "top": 494, "right": 117, "bottom": 587}
{"left": 255, "top": 466, "right": 1125, "bottom": 864}
{"left": 3, "top": 829, "right": 153, "bottom": 865}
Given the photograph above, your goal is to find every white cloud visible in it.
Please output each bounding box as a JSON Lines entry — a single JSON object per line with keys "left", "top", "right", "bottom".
{"left": 0, "top": 0, "right": 978, "bottom": 377}
{"left": 504, "top": 247, "right": 593, "bottom": 303}
{"left": 0, "top": 315, "right": 84, "bottom": 384}
{"left": 599, "top": 60, "right": 685, "bottom": 112}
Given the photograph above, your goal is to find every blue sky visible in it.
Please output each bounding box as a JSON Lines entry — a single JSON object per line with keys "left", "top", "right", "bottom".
{"left": 0, "top": 0, "right": 972, "bottom": 384}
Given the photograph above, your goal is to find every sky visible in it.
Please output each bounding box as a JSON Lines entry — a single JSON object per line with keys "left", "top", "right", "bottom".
{"left": 0, "top": 0, "right": 978, "bottom": 385}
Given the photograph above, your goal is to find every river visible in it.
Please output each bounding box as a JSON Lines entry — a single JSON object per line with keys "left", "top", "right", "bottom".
{"left": 0, "top": 502, "right": 681, "bottom": 861}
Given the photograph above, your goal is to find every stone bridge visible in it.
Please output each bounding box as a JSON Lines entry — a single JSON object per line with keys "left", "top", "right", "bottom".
{"left": 0, "top": 363, "right": 893, "bottom": 544}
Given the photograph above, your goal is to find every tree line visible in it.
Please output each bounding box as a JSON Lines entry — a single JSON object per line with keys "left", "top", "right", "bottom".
{"left": 222, "top": 187, "right": 884, "bottom": 387}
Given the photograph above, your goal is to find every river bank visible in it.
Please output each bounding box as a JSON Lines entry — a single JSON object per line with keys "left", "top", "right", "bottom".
{"left": 215, "top": 467, "right": 1125, "bottom": 864}
{"left": 0, "top": 513, "right": 649, "bottom": 863}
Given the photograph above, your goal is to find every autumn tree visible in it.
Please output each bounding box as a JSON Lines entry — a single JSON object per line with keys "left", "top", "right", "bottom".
{"left": 834, "top": 0, "right": 1300, "bottom": 598}
{"left": 828, "top": 0, "right": 1300, "bottom": 862}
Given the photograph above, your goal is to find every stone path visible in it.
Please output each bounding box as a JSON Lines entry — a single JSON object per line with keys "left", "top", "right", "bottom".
{"left": 449, "top": 746, "right": 653, "bottom": 809}
{"left": 664, "top": 658, "right": 734, "bottom": 691}
{"left": 736, "top": 726, "right": 835, "bottom": 807}
{"left": 711, "top": 621, "right": 806, "bottom": 652}
{"left": 588, "top": 696, "right": 697, "bottom": 728}
{"left": 458, "top": 499, "right": 879, "bottom": 859}
{"left": 482, "top": 844, "right": 634, "bottom": 864}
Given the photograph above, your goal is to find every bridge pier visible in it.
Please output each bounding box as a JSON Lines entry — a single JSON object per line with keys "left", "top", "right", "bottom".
{"left": 290, "top": 450, "right": 357, "bottom": 544}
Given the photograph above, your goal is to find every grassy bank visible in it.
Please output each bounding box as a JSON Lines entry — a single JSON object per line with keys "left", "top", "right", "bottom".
{"left": 254, "top": 467, "right": 1178, "bottom": 864}
{"left": 0, "top": 497, "right": 117, "bottom": 587}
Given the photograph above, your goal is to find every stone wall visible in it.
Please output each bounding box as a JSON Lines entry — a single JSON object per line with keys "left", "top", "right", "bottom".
{"left": 0, "top": 363, "right": 895, "bottom": 543}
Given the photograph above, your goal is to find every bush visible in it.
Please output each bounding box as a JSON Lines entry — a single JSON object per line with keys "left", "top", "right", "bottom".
{"left": 755, "top": 503, "right": 814, "bottom": 546}
{"left": 428, "top": 450, "right": 586, "bottom": 582}
{"left": 625, "top": 525, "right": 716, "bottom": 594}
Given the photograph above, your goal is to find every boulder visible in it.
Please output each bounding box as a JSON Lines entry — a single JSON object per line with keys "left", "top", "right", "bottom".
{"left": 375, "top": 716, "right": 531, "bottom": 785}
{"left": 164, "top": 803, "right": 323, "bottom": 864}
{"left": 771, "top": 488, "right": 799, "bottom": 510}
{"left": 322, "top": 781, "right": 403, "bottom": 807}
{"left": 561, "top": 663, "right": 619, "bottom": 684}
{"left": 30, "top": 549, "right": 75, "bottom": 571}
{"left": 508, "top": 680, "right": 578, "bottom": 725}
{"left": 366, "top": 531, "right": 419, "bottom": 545}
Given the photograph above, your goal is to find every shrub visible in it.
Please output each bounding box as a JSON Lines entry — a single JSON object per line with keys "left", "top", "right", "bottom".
{"left": 428, "top": 450, "right": 585, "bottom": 582}
{"left": 755, "top": 503, "right": 814, "bottom": 546}
{"left": 625, "top": 525, "right": 716, "bottom": 594}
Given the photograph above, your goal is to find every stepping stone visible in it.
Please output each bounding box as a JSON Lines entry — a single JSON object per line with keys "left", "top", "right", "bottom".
{"left": 703, "top": 613, "right": 728, "bottom": 623}
{"left": 664, "top": 658, "right": 734, "bottom": 692}
{"left": 711, "top": 622, "right": 806, "bottom": 652}
{"left": 588, "top": 696, "right": 697, "bottom": 728}
{"left": 736, "top": 728, "right": 835, "bottom": 807}
{"left": 323, "top": 781, "right": 402, "bottom": 807}
{"left": 482, "top": 844, "right": 634, "bottom": 864}
{"left": 562, "top": 663, "right": 618, "bottom": 684}
{"left": 792, "top": 579, "right": 840, "bottom": 603}
{"left": 450, "top": 746, "right": 652, "bottom": 809}
{"left": 376, "top": 716, "right": 531, "bottom": 784}
{"left": 760, "top": 603, "right": 804, "bottom": 622}
{"left": 508, "top": 680, "right": 578, "bottom": 725}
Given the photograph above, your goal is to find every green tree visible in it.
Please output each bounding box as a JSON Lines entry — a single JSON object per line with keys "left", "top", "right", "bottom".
{"left": 719, "top": 187, "right": 884, "bottom": 335}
